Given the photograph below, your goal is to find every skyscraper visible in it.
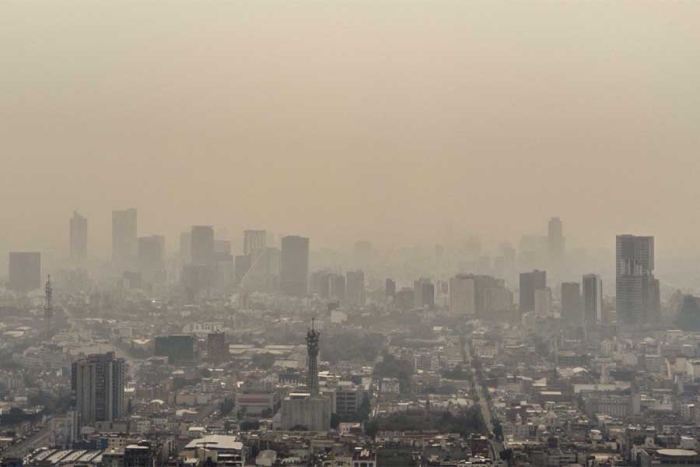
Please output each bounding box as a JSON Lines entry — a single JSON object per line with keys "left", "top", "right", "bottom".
{"left": 519, "top": 270, "right": 546, "bottom": 313}
{"left": 244, "top": 230, "right": 267, "bottom": 257}
{"left": 385, "top": 278, "right": 396, "bottom": 300}
{"left": 138, "top": 235, "right": 165, "bottom": 282}
{"left": 8, "top": 252, "right": 41, "bottom": 293}
{"left": 280, "top": 235, "right": 309, "bottom": 297}
{"left": 69, "top": 211, "right": 88, "bottom": 264}
{"left": 190, "top": 226, "right": 215, "bottom": 265}
{"left": 561, "top": 282, "right": 582, "bottom": 325}
{"left": 72, "top": 352, "right": 125, "bottom": 431}
{"left": 112, "top": 208, "right": 137, "bottom": 268}
{"left": 616, "top": 235, "right": 658, "bottom": 325}
{"left": 583, "top": 274, "right": 603, "bottom": 326}
{"left": 548, "top": 217, "right": 565, "bottom": 262}
{"left": 346, "top": 270, "right": 366, "bottom": 306}
{"left": 449, "top": 274, "right": 476, "bottom": 315}
{"left": 414, "top": 278, "right": 435, "bottom": 309}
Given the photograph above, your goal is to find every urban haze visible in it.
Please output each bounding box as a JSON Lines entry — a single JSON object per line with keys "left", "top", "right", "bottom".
{"left": 2, "top": 2, "right": 700, "bottom": 467}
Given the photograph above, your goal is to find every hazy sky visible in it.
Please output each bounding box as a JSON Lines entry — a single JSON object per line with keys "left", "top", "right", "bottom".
{"left": 2, "top": 1, "right": 700, "bottom": 260}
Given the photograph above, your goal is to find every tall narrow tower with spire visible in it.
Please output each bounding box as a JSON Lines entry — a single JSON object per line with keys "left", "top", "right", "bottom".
{"left": 306, "top": 318, "right": 320, "bottom": 396}
{"left": 280, "top": 318, "right": 331, "bottom": 431}
{"left": 45, "top": 275, "right": 53, "bottom": 336}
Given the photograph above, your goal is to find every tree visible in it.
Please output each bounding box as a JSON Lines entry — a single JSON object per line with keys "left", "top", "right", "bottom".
{"left": 219, "top": 398, "right": 235, "bottom": 417}
{"left": 240, "top": 420, "right": 260, "bottom": 431}
{"left": 357, "top": 394, "right": 371, "bottom": 422}
{"left": 373, "top": 354, "right": 413, "bottom": 394}
{"left": 252, "top": 353, "right": 276, "bottom": 370}
{"left": 365, "top": 419, "right": 379, "bottom": 438}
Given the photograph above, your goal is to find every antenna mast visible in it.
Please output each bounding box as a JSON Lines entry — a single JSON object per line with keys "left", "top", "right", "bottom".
{"left": 45, "top": 275, "right": 53, "bottom": 336}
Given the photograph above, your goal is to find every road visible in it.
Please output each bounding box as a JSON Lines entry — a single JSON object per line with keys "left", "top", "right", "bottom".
{"left": 465, "top": 341, "right": 507, "bottom": 463}
{"left": 0, "top": 425, "right": 51, "bottom": 460}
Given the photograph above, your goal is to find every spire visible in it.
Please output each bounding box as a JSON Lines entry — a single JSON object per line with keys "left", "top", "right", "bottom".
{"left": 45, "top": 275, "right": 53, "bottom": 337}
{"left": 306, "top": 319, "right": 320, "bottom": 396}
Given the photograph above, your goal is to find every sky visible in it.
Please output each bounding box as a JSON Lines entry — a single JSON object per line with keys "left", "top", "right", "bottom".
{"left": 1, "top": 1, "right": 700, "bottom": 262}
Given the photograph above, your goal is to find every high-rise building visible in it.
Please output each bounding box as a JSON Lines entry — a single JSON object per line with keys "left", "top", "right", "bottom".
{"left": 112, "top": 209, "right": 137, "bottom": 268}
{"left": 72, "top": 352, "right": 125, "bottom": 430}
{"left": 154, "top": 335, "right": 195, "bottom": 364}
{"left": 616, "top": 235, "right": 658, "bottom": 324}
{"left": 138, "top": 235, "right": 165, "bottom": 283}
{"left": 414, "top": 278, "right": 435, "bottom": 309}
{"left": 449, "top": 274, "right": 476, "bottom": 315}
{"left": 190, "top": 226, "right": 215, "bottom": 265}
{"left": 346, "top": 270, "right": 366, "bottom": 307}
{"left": 548, "top": 217, "right": 565, "bottom": 262}
{"left": 561, "top": 282, "right": 582, "bottom": 325}
{"left": 534, "top": 287, "right": 552, "bottom": 317}
{"left": 280, "top": 235, "right": 309, "bottom": 297}
{"left": 385, "top": 278, "right": 396, "bottom": 300}
{"left": 207, "top": 332, "right": 227, "bottom": 363}
{"left": 8, "top": 252, "right": 41, "bottom": 292}
{"left": 69, "top": 211, "right": 88, "bottom": 264}
{"left": 329, "top": 273, "right": 346, "bottom": 301}
{"left": 244, "top": 230, "right": 267, "bottom": 257}
{"left": 519, "top": 270, "right": 546, "bottom": 313}
{"left": 583, "top": 274, "right": 604, "bottom": 326}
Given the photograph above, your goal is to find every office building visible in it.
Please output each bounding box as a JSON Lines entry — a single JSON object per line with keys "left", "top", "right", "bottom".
{"left": 449, "top": 274, "right": 476, "bottom": 315}
{"left": 138, "top": 235, "right": 165, "bottom": 283}
{"left": 548, "top": 217, "right": 565, "bottom": 262}
{"left": 71, "top": 352, "right": 125, "bottom": 430}
{"left": 280, "top": 235, "right": 309, "bottom": 297}
{"left": 519, "top": 270, "right": 546, "bottom": 313}
{"left": 8, "top": 252, "right": 41, "bottom": 293}
{"left": 244, "top": 230, "right": 267, "bottom": 257}
{"left": 112, "top": 208, "right": 137, "bottom": 269}
{"left": 414, "top": 278, "right": 435, "bottom": 309}
{"left": 154, "top": 335, "right": 195, "bottom": 364}
{"left": 238, "top": 248, "right": 280, "bottom": 293}
{"left": 386, "top": 278, "right": 396, "bottom": 300}
{"left": 207, "top": 332, "right": 228, "bottom": 363}
{"left": 616, "top": 235, "right": 658, "bottom": 324}
{"left": 69, "top": 211, "right": 88, "bottom": 264}
{"left": 235, "top": 255, "right": 252, "bottom": 285}
{"left": 534, "top": 287, "right": 552, "bottom": 317}
{"left": 561, "top": 282, "right": 582, "bottom": 325}
{"left": 583, "top": 274, "right": 604, "bottom": 326}
{"left": 191, "top": 226, "right": 215, "bottom": 265}
{"left": 346, "top": 270, "right": 366, "bottom": 306}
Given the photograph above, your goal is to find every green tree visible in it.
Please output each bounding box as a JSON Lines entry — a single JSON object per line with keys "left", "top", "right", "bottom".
{"left": 252, "top": 353, "right": 276, "bottom": 370}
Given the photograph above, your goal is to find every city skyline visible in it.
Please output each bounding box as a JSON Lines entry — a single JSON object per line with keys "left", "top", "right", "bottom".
{"left": 3, "top": 2, "right": 700, "bottom": 257}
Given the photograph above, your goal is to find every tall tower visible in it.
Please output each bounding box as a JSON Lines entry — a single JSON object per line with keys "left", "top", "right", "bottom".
{"left": 280, "top": 235, "right": 310, "bottom": 297}
{"left": 548, "top": 217, "right": 565, "bottom": 263}
{"left": 71, "top": 352, "right": 126, "bottom": 431}
{"left": 616, "top": 235, "right": 657, "bottom": 325}
{"left": 45, "top": 275, "right": 53, "bottom": 336}
{"left": 306, "top": 320, "right": 320, "bottom": 396}
{"left": 112, "top": 208, "right": 137, "bottom": 269}
{"left": 244, "top": 230, "right": 267, "bottom": 257}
